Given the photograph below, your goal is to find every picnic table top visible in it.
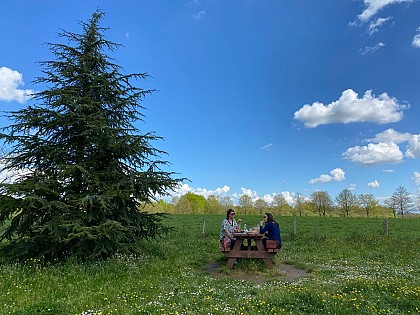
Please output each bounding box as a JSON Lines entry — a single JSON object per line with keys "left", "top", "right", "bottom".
{"left": 233, "top": 231, "right": 263, "bottom": 239}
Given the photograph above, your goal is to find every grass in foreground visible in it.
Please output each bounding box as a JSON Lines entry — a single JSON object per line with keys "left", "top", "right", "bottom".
{"left": 0, "top": 215, "right": 419, "bottom": 314}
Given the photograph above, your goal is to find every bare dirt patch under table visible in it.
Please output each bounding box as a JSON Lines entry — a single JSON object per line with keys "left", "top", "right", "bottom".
{"left": 206, "top": 262, "right": 310, "bottom": 283}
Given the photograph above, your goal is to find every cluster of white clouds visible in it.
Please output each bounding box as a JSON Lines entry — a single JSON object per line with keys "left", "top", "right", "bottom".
{"left": 173, "top": 183, "right": 230, "bottom": 199}
{"left": 234, "top": 188, "right": 295, "bottom": 205}
{"left": 294, "top": 87, "right": 419, "bottom": 166}
{"left": 351, "top": 0, "right": 419, "bottom": 53}
{"left": 343, "top": 129, "right": 420, "bottom": 165}
{"left": 0, "top": 67, "right": 34, "bottom": 104}
{"left": 170, "top": 183, "right": 296, "bottom": 205}
{"left": 367, "top": 16, "right": 393, "bottom": 35}
{"left": 359, "top": 42, "right": 385, "bottom": 55}
{"left": 309, "top": 168, "right": 345, "bottom": 184}
{"left": 294, "top": 85, "right": 418, "bottom": 191}
{"left": 294, "top": 89, "right": 406, "bottom": 128}
{"left": 355, "top": 0, "right": 412, "bottom": 23}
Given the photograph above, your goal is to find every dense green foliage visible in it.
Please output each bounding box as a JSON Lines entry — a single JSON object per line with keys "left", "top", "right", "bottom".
{"left": 0, "top": 215, "right": 419, "bottom": 314}
{"left": 0, "top": 11, "right": 181, "bottom": 261}
{"left": 145, "top": 193, "right": 401, "bottom": 217}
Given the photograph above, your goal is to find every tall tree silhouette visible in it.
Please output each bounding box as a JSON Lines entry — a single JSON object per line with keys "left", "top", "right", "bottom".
{"left": 0, "top": 11, "right": 182, "bottom": 261}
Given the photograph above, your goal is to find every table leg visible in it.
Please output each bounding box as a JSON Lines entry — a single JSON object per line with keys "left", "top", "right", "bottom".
{"left": 255, "top": 239, "right": 274, "bottom": 268}
{"left": 264, "top": 258, "right": 273, "bottom": 268}
{"left": 255, "top": 239, "right": 265, "bottom": 251}
{"left": 226, "top": 239, "right": 243, "bottom": 269}
{"left": 226, "top": 258, "right": 236, "bottom": 268}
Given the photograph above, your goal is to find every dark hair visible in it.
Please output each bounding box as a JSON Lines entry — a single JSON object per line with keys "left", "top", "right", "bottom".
{"left": 265, "top": 212, "right": 279, "bottom": 227}
{"left": 226, "top": 208, "right": 235, "bottom": 219}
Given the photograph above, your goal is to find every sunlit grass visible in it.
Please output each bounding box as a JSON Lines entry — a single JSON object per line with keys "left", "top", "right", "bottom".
{"left": 0, "top": 215, "right": 419, "bottom": 314}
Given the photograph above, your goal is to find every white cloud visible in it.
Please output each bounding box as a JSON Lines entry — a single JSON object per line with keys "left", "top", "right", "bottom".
{"left": 367, "top": 16, "right": 393, "bottom": 35}
{"left": 260, "top": 143, "right": 273, "bottom": 150}
{"left": 413, "top": 172, "right": 420, "bottom": 185}
{"left": 160, "top": 184, "right": 321, "bottom": 208}
{"left": 262, "top": 194, "right": 274, "bottom": 204}
{"left": 193, "top": 10, "right": 206, "bottom": 20}
{"left": 252, "top": 191, "right": 295, "bottom": 205}
{"left": 170, "top": 183, "right": 230, "bottom": 199}
{"left": 343, "top": 142, "right": 404, "bottom": 165}
{"left": 348, "top": 184, "right": 357, "bottom": 191}
{"left": 213, "top": 185, "right": 230, "bottom": 196}
{"left": 383, "top": 169, "right": 394, "bottom": 172}
{"left": 173, "top": 183, "right": 193, "bottom": 196}
{"left": 412, "top": 34, "right": 420, "bottom": 48}
{"left": 346, "top": 130, "right": 419, "bottom": 165}
{"left": 280, "top": 191, "right": 295, "bottom": 204}
{"left": 355, "top": 0, "right": 413, "bottom": 23}
{"left": 360, "top": 42, "right": 386, "bottom": 55}
{"left": 0, "top": 160, "right": 30, "bottom": 184}
{"left": 368, "top": 180, "right": 380, "bottom": 188}
{"left": 367, "top": 128, "right": 412, "bottom": 144}
{"left": 294, "top": 89, "right": 406, "bottom": 128}
{"left": 405, "top": 134, "right": 420, "bottom": 158}
{"left": 239, "top": 187, "right": 259, "bottom": 201}
{"left": 232, "top": 189, "right": 296, "bottom": 205}
{"left": 309, "top": 168, "right": 345, "bottom": 184}
{"left": 0, "top": 163, "right": 15, "bottom": 184}
{"left": 194, "top": 185, "right": 230, "bottom": 198}
{"left": 0, "top": 67, "right": 34, "bottom": 103}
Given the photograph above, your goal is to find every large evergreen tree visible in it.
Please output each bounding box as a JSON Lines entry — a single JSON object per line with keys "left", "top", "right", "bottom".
{"left": 0, "top": 11, "right": 181, "bottom": 261}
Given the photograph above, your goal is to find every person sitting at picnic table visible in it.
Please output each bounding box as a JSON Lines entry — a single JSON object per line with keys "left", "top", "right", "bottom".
{"left": 220, "top": 209, "right": 242, "bottom": 249}
{"left": 259, "top": 212, "right": 282, "bottom": 249}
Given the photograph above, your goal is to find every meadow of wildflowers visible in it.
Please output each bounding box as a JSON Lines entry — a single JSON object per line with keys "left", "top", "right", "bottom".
{"left": 0, "top": 215, "right": 419, "bottom": 314}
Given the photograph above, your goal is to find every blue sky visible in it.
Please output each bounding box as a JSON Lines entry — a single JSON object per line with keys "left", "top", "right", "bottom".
{"left": 1, "top": 0, "right": 419, "bottom": 205}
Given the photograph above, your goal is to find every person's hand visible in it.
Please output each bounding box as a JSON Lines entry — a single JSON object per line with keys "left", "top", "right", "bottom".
{"left": 259, "top": 221, "right": 264, "bottom": 226}
{"left": 237, "top": 218, "right": 242, "bottom": 223}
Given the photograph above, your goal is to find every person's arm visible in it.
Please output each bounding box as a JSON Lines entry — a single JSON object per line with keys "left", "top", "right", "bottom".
{"left": 259, "top": 221, "right": 270, "bottom": 234}
{"left": 225, "top": 230, "right": 234, "bottom": 239}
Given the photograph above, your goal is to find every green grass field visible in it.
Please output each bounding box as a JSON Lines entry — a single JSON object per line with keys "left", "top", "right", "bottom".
{"left": 0, "top": 215, "right": 419, "bottom": 314}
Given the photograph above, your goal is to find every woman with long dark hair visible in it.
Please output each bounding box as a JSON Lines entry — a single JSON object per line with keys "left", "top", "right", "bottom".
{"left": 220, "top": 208, "right": 242, "bottom": 248}
{"left": 259, "top": 212, "right": 282, "bottom": 249}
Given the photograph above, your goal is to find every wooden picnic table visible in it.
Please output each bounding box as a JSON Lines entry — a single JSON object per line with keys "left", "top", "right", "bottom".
{"left": 221, "top": 232, "right": 278, "bottom": 269}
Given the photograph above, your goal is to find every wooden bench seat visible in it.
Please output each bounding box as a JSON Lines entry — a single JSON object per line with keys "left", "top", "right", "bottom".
{"left": 221, "top": 233, "right": 280, "bottom": 268}
{"left": 265, "top": 240, "right": 280, "bottom": 253}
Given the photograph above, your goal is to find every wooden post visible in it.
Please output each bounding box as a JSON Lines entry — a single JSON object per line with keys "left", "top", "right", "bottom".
{"left": 292, "top": 217, "right": 297, "bottom": 237}
{"left": 384, "top": 219, "right": 389, "bottom": 237}
{"left": 202, "top": 218, "right": 206, "bottom": 236}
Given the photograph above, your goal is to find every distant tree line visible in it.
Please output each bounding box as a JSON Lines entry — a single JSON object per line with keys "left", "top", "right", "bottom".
{"left": 144, "top": 186, "right": 418, "bottom": 218}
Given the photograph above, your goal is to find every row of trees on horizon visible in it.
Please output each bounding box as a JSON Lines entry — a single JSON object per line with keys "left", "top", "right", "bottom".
{"left": 145, "top": 186, "right": 419, "bottom": 218}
